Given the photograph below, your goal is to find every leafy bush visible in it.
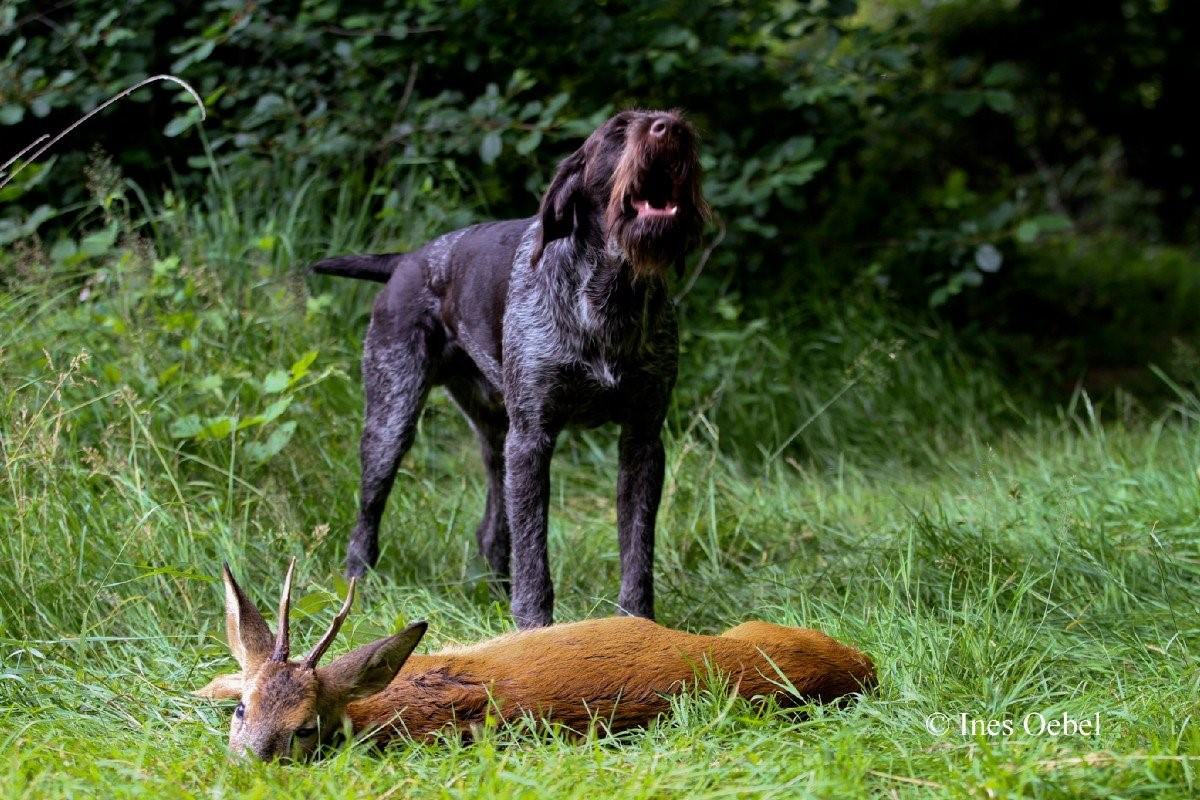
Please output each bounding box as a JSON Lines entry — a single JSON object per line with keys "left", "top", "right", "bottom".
{"left": 0, "top": 2, "right": 1105, "bottom": 272}
{"left": 1, "top": 198, "right": 341, "bottom": 477}
{"left": 2, "top": 0, "right": 1197, "bottom": 394}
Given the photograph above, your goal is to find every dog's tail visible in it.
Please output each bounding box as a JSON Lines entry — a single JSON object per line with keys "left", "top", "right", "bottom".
{"left": 308, "top": 253, "right": 402, "bottom": 283}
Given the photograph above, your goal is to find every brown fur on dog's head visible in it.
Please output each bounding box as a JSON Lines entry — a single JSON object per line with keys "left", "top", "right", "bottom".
{"left": 533, "top": 109, "right": 709, "bottom": 277}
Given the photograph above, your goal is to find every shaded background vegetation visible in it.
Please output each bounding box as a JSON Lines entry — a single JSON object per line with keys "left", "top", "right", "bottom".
{"left": 2, "top": 0, "right": 1200, "bottom": 462}
{"left": 3, "top": 0, "right": 1198, "bottom": 402}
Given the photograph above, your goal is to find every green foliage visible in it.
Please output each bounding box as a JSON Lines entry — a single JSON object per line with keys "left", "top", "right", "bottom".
{"left": 2, "top": 213, "right": 340, "bottom": 479}
{"left": 1, "top": 0, "right": 877, "bottom": 254}
{"left": 5, "top": 1, "right": 1195, "bottom": 394}
{"left": 9, "top": 1, "right": 1186, "bottom": 283}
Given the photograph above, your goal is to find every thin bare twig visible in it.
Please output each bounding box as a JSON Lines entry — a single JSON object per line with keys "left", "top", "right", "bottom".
{"left": 673, "top": 213, "right": 726, "bottom": 304}
{"left": 1036, "top": 753, "right": 1200, "bottom": 770}
{"left": 867, "top": 771, "right": 944, "bottom": 789}
{"left": 0, "top": 136, "right": 50, "bottom": 177}
{"left": 260, "top": 12, "right": 444, "bottom": 40}
{"left": 317, "top": 23, "right": 444, "bottom": 39}
{"left": 8, "top": 0, "right": 80, "bottom": 30}
{"left": 24, "top": 11, "right": 101, "bottom": 81}
{"left": 0, "top": 74, "right": 206, "bottom": 192}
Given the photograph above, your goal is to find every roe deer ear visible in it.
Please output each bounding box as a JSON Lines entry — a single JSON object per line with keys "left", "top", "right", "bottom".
{"left": 193, "top": 672, "right": 244, "bottom": 699}
{"left": 221, "top": 563, "right": 274, "bottom": 673}
{"left": 317, "top": 622, "right": 429, "bottom": 703}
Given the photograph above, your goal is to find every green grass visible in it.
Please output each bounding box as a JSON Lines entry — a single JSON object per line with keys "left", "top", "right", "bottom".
{"left": 1, "top": 169, "right": 1198, "bottom": 798}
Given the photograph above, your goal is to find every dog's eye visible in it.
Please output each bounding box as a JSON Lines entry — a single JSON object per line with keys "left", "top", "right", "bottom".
{"left": 233, "top": 702, "right": 245, "bottom": 721}
{"left": 606, "top": 115, "right": 630, "bottom": 135}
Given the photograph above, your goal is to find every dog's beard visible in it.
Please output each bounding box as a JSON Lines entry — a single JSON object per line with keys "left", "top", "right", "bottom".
{"left": 611, "top": 216, "right": 699, "bottom": 278}
{"left": 604, "top": 131, "right": 706, "bottom": 279}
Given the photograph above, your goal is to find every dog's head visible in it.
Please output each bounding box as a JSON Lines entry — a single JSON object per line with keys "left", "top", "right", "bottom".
{"left": 532, "top": 109, "right": 708, "bottom": 277}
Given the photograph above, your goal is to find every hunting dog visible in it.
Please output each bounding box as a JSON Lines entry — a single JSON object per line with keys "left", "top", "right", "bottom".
{"left": 312, "top": 109, "right": 708, "bottom": 628}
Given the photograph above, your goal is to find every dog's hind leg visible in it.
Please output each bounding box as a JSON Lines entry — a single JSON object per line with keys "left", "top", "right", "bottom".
{"left": 346, "top": 281, "right": 436, "bottom": 578}
{"left": 445, "top": 377, "right": 511, "bottom": 590}
{"left": 471, "top": 422, "right": 511, "bottom": 588}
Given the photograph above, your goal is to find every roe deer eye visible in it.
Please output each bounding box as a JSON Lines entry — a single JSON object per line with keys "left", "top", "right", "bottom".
{"left": 233, "top": 702, "right": 245, "bottom": 721}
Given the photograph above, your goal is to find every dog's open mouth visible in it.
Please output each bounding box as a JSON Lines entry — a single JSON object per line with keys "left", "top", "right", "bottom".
{"left": 627, "top": 163, "right": 681, "bottom": 219}
{"left": 632, "top": 199, "right": 678, "bottom": 218}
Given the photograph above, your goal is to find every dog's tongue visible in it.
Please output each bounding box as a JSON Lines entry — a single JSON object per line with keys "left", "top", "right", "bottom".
{"left": 633, "top": 199, "right": 678, "bottom": 218}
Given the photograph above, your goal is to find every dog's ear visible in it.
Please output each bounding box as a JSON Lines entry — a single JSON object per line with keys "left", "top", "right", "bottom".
{"left": 531, "top": 147, "right": 587, "bottom": 266}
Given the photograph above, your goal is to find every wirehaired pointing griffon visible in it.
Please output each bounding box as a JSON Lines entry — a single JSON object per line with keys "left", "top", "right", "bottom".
{"left": 311, "top": 110, "right": 709, "bottom": 628}
{"left": 195, "top": 562, "right": 876, "bottom": 761}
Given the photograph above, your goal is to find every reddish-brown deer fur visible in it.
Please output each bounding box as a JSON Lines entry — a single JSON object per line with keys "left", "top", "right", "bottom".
{"left": 195, "top": 562, "right": 876, "bottom": 761}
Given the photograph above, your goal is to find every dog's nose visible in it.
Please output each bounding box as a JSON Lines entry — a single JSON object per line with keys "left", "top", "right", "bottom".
{"left": 649, "top": 118, "right": 672, "bottom": 138}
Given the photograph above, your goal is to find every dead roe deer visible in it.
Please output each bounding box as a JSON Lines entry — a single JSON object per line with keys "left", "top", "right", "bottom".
{"left": 194, "top": 561, "right": 876, "bottom": 760}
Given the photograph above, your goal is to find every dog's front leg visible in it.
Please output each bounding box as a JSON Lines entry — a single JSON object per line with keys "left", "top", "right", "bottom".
{"left": 504, "top": 422, "right": 559, "bottom": 628}
{"left": 616, "top": 424, "right": 665, "bottom": 619}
